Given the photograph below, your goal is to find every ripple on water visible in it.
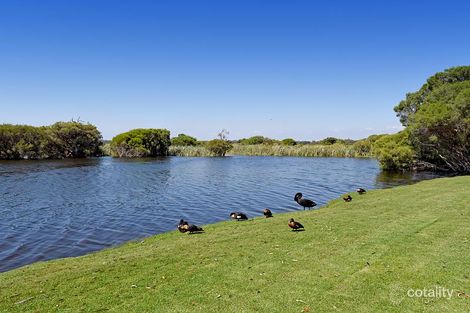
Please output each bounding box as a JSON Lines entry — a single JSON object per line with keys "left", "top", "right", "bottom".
{"left": 0, "top": 156, "right": 447, "bottom": 272}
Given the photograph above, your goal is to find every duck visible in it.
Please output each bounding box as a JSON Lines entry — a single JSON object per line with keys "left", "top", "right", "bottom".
{"left": 294, "top": 193, "right": 317, "bottom": 210}
{"left": 288, "top": 218, "right": 304, "bottom": 231}
{"left": 230, "top": 212, "right": 248, "bottom": 221}
{"left": 343, "top": 195, "right": 352, "bottom": 202}
{"left": 356, "top": 188, "right": 366, "bottom": 195}
{"left": 263, "top": 208, "right": 273, "bottom": 218}
{"left": 185, "top": 224, "right": 204, "bottom": 234}
{"left": 177, "top": 219, "right": 189, "bottom": 233}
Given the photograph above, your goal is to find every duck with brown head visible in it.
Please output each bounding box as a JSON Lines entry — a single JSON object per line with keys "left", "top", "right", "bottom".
{"left": 288, "top": 218, "right": 304, "bottom": 231}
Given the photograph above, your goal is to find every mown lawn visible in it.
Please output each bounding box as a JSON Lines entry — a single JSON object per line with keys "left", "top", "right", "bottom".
{"left": 1, "top": 176, "right": 469, "bottom": 312}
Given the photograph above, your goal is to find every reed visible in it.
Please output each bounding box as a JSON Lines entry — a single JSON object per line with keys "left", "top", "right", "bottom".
{"left": 168, "top": 145, "right": 213, "bottom": 157}
{"left": 229, "top": 143, "right": 372, "bottom": 158}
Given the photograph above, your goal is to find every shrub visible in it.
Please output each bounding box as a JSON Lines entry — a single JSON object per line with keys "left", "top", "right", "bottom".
{"left": 318, "top": 137, "right": 344, "bottom": 145}
{"left": 171, "top": 134, "right": 198, "bottom": 146}
{"left": 281, "top": 138, "right": 296, "bottom": 146}
{"left": 0, "top": 122, "right": 102, "bottom": 160}
{"left": 239, "top": 136, "right": 273, "bottom": 145}
{"left": 110, "top": 128, "right": 170, "bottom": 158}
{"left": 205, "top": 139, "right": 233, "bottom": 156}
{"left": 372, "top": 131, "right": 415, "bottom": 170}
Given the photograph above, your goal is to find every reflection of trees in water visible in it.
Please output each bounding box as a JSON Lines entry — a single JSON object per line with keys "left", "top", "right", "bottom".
{"left": 375, "top": 170, "right": 448, "bottom": 188}
{"left": 0, "top": 158, "right": 102, "bottom": 176}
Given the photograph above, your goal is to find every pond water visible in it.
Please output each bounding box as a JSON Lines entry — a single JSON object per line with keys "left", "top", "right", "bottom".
{"left": 0, "top": 156, "right": 445, "bottom": 272}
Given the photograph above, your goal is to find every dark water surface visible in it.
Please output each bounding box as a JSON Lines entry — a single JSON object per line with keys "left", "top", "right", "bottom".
{"left": 0, "top": 156, "right": 445, "bottom": 272}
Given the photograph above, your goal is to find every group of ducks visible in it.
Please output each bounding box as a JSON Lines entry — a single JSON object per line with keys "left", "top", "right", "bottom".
{"left": 177, "top": 188, "right": 367, "bottom": 234}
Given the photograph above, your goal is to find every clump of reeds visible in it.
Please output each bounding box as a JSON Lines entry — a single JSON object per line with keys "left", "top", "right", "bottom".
{"left": 229, "top": 144, "right": 372, "bottom": 158}
{"left": 168, "top": 146, "right": 214, "bottom": 157}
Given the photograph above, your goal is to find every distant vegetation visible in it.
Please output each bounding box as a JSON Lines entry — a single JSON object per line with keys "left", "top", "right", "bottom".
{"left": 0, "top": 121, "right": 102, "bottom": 160}
{"left": 230, "top": 143, "right": 369, "bottom": 158}
{"left": 205, "top": 130, "right": 233, "bottom": 156}
{"left": 3, "top": 66, "right": 468, "bottom": 172}
{"left": 170, "top": 134, "right": 198, "bottom": 146}
{"left": 109, "top": 128, "right": 170, "bottom": 158}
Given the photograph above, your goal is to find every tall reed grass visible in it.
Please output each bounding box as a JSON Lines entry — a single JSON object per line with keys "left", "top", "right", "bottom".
{"left": 169, "top": 144, "right": 372, "bottom": 158}
{"left": 168, "top": 145, "right": 213, "bottom": 157}
{"left": 230, "top": 144, "right": 372, "bottom": 158}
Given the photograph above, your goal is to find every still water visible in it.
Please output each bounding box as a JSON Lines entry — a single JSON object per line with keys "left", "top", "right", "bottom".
{"left": 0, "top": 156, "right": 444, "bottom": 272}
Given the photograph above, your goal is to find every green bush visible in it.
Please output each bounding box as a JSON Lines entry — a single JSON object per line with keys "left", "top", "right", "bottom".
{"left": 372, "top": 131, "right": 415, "bottom": 170}
{"left": 205, "top": 139, "right": 233, "bottom": 156}
{"left": 318, "top": 137, "right": 345, "bottom": 145}
{"left": 239, "top": 136, "right": 274, "bottom": 145}
{"left": 281, "top": 138, "right": 296, "bottom": 146}
{"left": 171, "top": 134, "right": 198, "bottom": 146}
{"left": 352, "top": 134, "right": 386, "bottom": 155}
{"left": 0, "top": 122, "right": 102, "bottom": 160}
{"left": 110, "top": 128, "right": 170, "bottom": 158}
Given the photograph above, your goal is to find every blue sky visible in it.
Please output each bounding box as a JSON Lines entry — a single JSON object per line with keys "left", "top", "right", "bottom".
{"left": 1, "top": 0, "right": 469, "bottom": 140}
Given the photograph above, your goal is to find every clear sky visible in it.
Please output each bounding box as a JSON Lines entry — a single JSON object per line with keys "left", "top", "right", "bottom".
{"left": 1, "top": 0, "right": 469, "bottom": 140}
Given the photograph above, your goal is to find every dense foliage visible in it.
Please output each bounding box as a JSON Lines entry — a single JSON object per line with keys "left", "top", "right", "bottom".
{"left": 171, "top": 134, "right": 198, "bottom": 146}
{"left": 238, "top": 136, "right": 274, "bottom": 145}
{"left": 205, "top": 139, "right": 233, "bottom": 156}
{"left": 391, "top": 66, "right": 470, "bottom": 172}
{"left": 110, "top": 128, "right": 170, "bottom": 158}
{"left": 394, "top": 66, "right": 470, "bottom": 126}
{"left": 0, "top": 122, "right": 102, "bottom": 160}
{"left": 372, "top": 131, "right": 415, "bottom": 170}
{"left": 352, "top": 134, "right": 386, "bottom": 155}
{"left": 281, "top": 138, "right": 296, "bottom": 146}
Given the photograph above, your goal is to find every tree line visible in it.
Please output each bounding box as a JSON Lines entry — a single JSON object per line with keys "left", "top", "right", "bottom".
{"left": 1, "top": 66, "right": 468, "bottom": 172}
{"left": 0, "top": 121, "right": 102, "bottom": 160}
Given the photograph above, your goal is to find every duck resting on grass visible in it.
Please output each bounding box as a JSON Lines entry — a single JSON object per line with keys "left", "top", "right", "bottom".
{"left": 343, "top": 195, "right": 352, "bottom": 202}
{"left": 177, "top": 219, "right": 188, "bottom": 233}
{"left": 263, "top": 208, "right": 273, "bottom": 218}
{"left": 288, "top": 218, "right": 304, "bottom": 231}
{"left": 294, "top": 193, "right": 317, "bottom": 210}
{"left": 177, "top": 219, "right": 204, "bottom": 234}
{"left": 230, "top": 212, "right": 248, "bottom": 221}
{"left": 356, "top": 188, "right": 366, "bottom": 195}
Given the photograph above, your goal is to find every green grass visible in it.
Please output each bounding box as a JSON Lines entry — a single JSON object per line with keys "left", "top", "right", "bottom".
{"left": 1, "top": 176, "right": 469, "bottom": 312}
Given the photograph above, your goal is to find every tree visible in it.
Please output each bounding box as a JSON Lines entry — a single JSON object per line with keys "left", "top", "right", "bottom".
{"left": 393, "top": 66, "right": 470, "bottom": 173}
{"left": 319, "top": 137, "right": 344, "bottom": 145}
{"left": 239, "top": 136, "right": 273, "bottom": 145}
{"left": 110, "top": 128, "right": 170, "bottom": 158}
{"left": 281, "top": 138, "right": 296, "bottom": 146}
{"left": 394, "top": 66, "right": 470, "bottom": 126}
{"left": 171, "top": 134, "right": 198, "bottom": 146}
{"left": 407, "top": 83, "right": 470, "bottom": 172}
{"left": 205, "top": 129, "right": 233, "bottom": 156}
{"left": 47, "top": 121, "right": 102, "bottom": 158}
{"left": 0, "top": 121, "right": 102, "bottom": 160}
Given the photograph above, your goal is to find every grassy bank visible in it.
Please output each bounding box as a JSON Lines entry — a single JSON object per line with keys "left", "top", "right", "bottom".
{"left": 169, "top": 143, "right": 372, "bottom": 158}
{"left": 1, "top": 176, "right": 469, "bottom": 312}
